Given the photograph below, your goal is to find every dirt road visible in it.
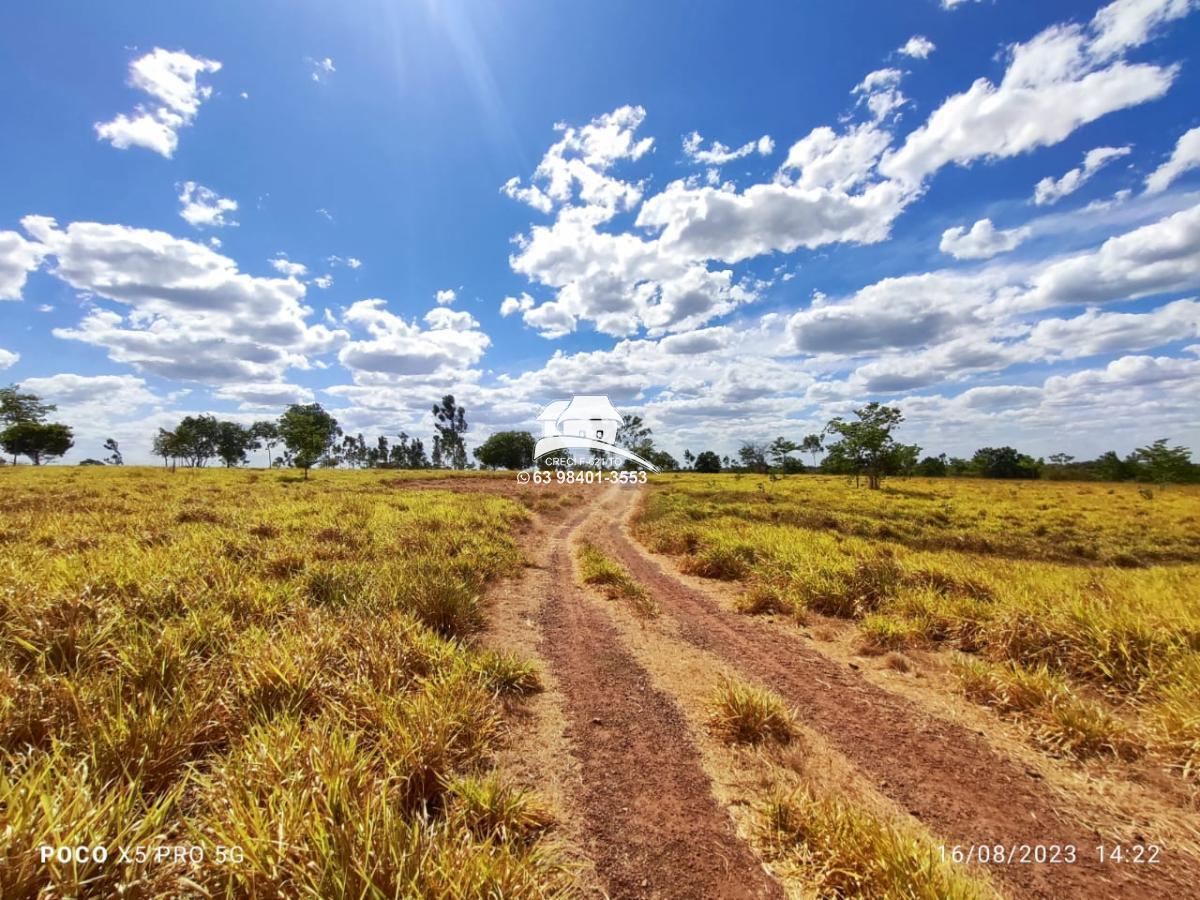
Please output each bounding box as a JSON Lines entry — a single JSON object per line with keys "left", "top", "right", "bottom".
{"left": 488, "top": 483, "right": 1200, "bottom": 898}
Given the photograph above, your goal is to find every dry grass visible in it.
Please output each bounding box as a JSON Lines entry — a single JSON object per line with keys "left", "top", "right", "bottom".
{"left": 761, "top": 788, "right": 998, "bottom": 899}
{"left": 636, "top": 474, "right": 1200, "bottom": 775}
{"left": 576, "top": 541, "right": 658, "bottom": 617}
{"left": 0, "top": 466, "right": 570, "bottom": 897}
{"left": 708, "top": 674, "right": 797, "bottom": 745}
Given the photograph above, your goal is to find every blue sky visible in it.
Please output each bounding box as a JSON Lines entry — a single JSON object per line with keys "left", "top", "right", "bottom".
{"left": 2, "top": 0, "right": 1199, "bottom": 463}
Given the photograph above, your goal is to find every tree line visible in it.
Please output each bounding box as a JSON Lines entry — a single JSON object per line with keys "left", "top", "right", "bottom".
{"left": 2, "top": 384, "right": 1195, "bottom": 485}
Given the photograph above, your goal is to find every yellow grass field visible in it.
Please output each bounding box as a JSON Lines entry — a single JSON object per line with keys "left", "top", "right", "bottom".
{"left": 635, "top": 474, "right": 1200, "bottom": 774}
{"left": 0, "top": 466, "right": 568, "bottom": 897}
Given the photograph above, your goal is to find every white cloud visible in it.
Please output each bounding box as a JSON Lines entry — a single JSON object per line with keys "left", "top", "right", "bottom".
{"left": 851, "top": 68, "right": 908, "bottom": 121}
{"left": 682, "top": 131, "right": 775, "bottom": 165}
{"left": 880, "top": 4, "right": 1182, "bottom": 187}
{"left": 0, "top": 230, "right": 46, "bottom": 300}
{"left": 778, "top": 123, "right": 892, "bottom": 191}
{"left": 312, "top": 274, "right": 333, "bottom": 289}
{"left": 19, "top": 373, "right": 159, "bottom": 412}
{"left": 1034, "top": 145, "right": 1131, "bottom": 205}
{"left": 898, "top": 36, "right": 936, "bottom": 59}
{"left": 1026, "top": 298, "right": 1200, "bottom": 358}
{"left": 338, "top": 298, "right": 491, "bottom": 378}
{"left": 270, "top": 255, "right": 308, "bottom": 277}
{"left": 23, "top": 216, "right": 344, "bottom": 382}
{"left": 94, "top": 48, "right": 221, "bottom": 157}
{"left": 346, "top": 257, "right": 362, "bottom": 269}
{"left": 941, "top": 0, "right": 981, "bottom": 8}
{"left": 500, "top": 293, "right": 534, "bottom": 317}
{"left": 212, "top": 381, "right": 315, "bottom": 408}
{"left": 1088, "top": 0, "right": 1199, "bottom": 60}
{"left": 178, "top": 182, "right": 238, "bottom": 228}
{"left": 0, "top": 348, "right": 18, "bottom": 369}
{"left": 940, "top": 218, "right": 1032, "bottom": 259}
{"left": 1145, "top": 126, "right": 1200, "bottom": 194}
{"left": 435, "top": 288, "right": 457, "bottom": 306}
{"left": 309, "top": 57, "right": 335, "bottom": 82}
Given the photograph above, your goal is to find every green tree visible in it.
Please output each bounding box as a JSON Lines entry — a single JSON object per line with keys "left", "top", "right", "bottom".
{"left": 768, "top": 436, "right": 799, "bottom": 470}
{"left": 800, "top": 433, "right": 824, "bottom": 468}
{"left": 0, "top": 385, "right": 56, "bottom": 425}
{"left": 250, "top": 421, "right": 281, "bottom": 468}
{"left": 1133, "top": 439, "right": 1194, "bottom": 485}
{"left": 914, "top": 454, "right": 948, "bottom": 477}
{"left": 215, "top": 421, "right": 253, "bottom": 467}
{"left": 1094, "top": 450, "right": 1136, "bottom": 482}
{"left": 0, "top": 421, "right": 74, "bottom": 465}
{"left": 171, "top": 415, "right": 221, "bottom": 467}
{"left": 431, "top": 395, "right": 469, "bottom": 469}
{"left": 822, "top": 402, "right": 910, "bottom": 490}
{"left": 278, "top": 403, "right": 341, "bottom": 479}
{"left": 152, "top": 428, "right": 179, "bottom": 470}
{"left": 970, "top": 446, "right": 1040, "bottom": 479}
{"left": 103, "top": 437, "right": 123, "bottom": 465}
{"left": 616, "top": 414, "right": 652, "bottom": 452}
{"left": 693, "top": 450, "right": 721, "bottom": 473}
{"left": 737, "top": 441, "right": 769, "bottom": 473}
{"left": 682, "top": 449, "right": 695, "bottom": 469}
{"left": 474, "top": 431, "right": 536, "bottom": 469}
{"left": 392, "top": 432, "right": 430, "bottom": 469}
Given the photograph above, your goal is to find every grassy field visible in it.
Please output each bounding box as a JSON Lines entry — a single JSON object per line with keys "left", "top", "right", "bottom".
{"left": 635, "top": 474, "right": 1200, "bottom": 775}
{"left": 0, "top": 466, "right": 567, "bottom": 897}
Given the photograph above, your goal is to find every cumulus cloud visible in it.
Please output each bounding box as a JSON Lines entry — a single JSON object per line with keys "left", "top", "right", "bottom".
{"left": 212, "top": 381, "right": 315, "bottom": 408}
{"left": 94, "top": 48, "right": 221, "bottom": 157}
{"left": 898, "top": 36, "right": 936, "bottom": 59}
{"left": 22, "top": 216, "right": 344, "bottom": 382}
{"left": 940, "top": 218, "right": 1032, "bottom": 259}
{"left": 880, "top": 1, "right": 1184, "bottom": 187}
{"left": 0, "top": 230, "right": 46, "bottom": 300}
{"left": 499, "top": 293, "right": 534, "bottom": 317}
{"left": 178, "top": 182, "right": 238, "bottom": 227}
{"left": 0, "top": 348, "right": 18, "bottom": 369}
{"left": 338, "top": 299, "right": 491, "bottom": 378}
{"left": 1026, "top": 298, "right": 1200, "bottom": 358}
{"left": 941, "top": 0, "right": 980, "bottom": 8}
{"left": 1144, "top": 126, "right": 1200, "bottom": 194}
{"left": 851, "top": 68, "right": 908, "bottom": 121}
{"left": 435, "top": 288, "right": 457, "bottom": 306}
{"left": 19, "top": 373, "right": 159, "bottom": 412}
{"left": 1034, "top": 145, "right": 1131, "bottom": 205}
{"left": 312, "top": 274, "right": 333, "bottom": 289}
{"left": 682, "top": 131, "right": 774, "bottom": 165}
{"left": 269, "top": 255, "right": 307, "bottom": 277}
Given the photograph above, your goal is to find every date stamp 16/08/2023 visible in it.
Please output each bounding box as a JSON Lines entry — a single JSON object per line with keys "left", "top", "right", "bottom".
{"left": 939, "top": 844, "right": 1161, "bottom": 866}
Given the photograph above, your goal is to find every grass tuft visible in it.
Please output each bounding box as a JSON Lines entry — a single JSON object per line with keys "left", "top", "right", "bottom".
{"left": 709, "top": 674, "right": 796, "bottom": 745}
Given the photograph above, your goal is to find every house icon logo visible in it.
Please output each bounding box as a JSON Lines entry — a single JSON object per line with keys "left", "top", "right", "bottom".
{"left": 533, "top": 395, "right": 660, "bottom": 472}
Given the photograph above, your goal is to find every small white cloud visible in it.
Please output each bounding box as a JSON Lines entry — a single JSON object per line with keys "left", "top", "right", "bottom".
{"left": 939, "top": 218, "right": 1032, "bottom": 260}
{"left": 209, "top": 236, "right": 222, "bottom": 248}
{"left": 309, "top": 57, "right": 335, "bottom": 82}
{"left": 851, "top": 68, "right": 908, "bottom": 121}
{"left": 316, "top": 208, "right": 334, "bottom": 222}
{"left": 1033, "top": 145, "right": 1131, "bottom": 205}
{"left": 435, "top": 288, "right": 457, "bottom": 306}
{"left": 95, "top": 48, "right": 221, "bottom": 158}
{"left": 240, "top": 91, "right": 249, "bottom": 99}
{"left": 898, "top": 35, "right": 936, "bottom": 59}
{"left": 346, "top": 257, "right": 362, "bottom": 269}
{"left": 682, "top": 131, "right": 774, "bottom": 165}
{"left": 0, "top": 348, "right": 17, "bottom": 369}
{"left": 1145, "top": 126, "right": 1200, "bottom": 194}
{"left": 500, "top": 293, "right": 535, "bottom": 317}
{"left": 269, "top": 255, "right": 308, "bottom": 277}
{"left": 178, "top": 181, "right": 238, "bottom": 228}
{"left": 312, "top": 274, "right": 333, "bottom": 289}
{"left": 38, "top": 304, "right": 53, "bottom": 312}
{"left": 941, "top": 0, "right": 980, "bottom": 8}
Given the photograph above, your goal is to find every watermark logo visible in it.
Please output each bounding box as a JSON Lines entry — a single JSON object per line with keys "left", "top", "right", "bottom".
{"left": 533, "top": 395, "right": 660, "bottom": 472}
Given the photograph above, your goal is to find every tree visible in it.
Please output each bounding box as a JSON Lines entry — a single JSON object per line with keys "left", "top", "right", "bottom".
{"left": 822, "top": 402, "right": 911, "bottom": 490}
{"left": 643, "top": 448, "right": 678, "bottom": 471}
{"left": 250, "top": 421, "right": 281, "bottom": 468}
{"left": 474, "top": 431, "right": 536, "bottom": 470}
{"left": 392, "top": 432, "right": 430, "bottom": 469}
{"left": 1048, "top": 453, "right": 1075, "bottom": 466}
{"left": 970, "top": 446, "right": 1040, "bottom": 479}
{"left": 1094, "top": 450, "right": 1137, "bottom": 482}
{"left": 800, "top": 433, "right": 824, "bottom": 468}
{"left": 1, "top": 385, "right": 72, "bottom": 465}
{"left": 737, "top": 442, "right": 769, "bottom": 473}
{"left": 215, "top": 421, "right": 253, "bottom": 468}
{"left": 103, "top": 438, "right": 123, "bottom": 466}
{"left": 152, "top": 428, "right": 179, "bottom": 470}
{"left": 78, "top": 458, "right": 105, "bottom": 466}
{"left": 278, "top": 403, "right": 341, "bottom": 479}
{"left": 1133, "top": 439, "right": 1194, "bottom": 485}
{"left": 171, "top": 415, "right": 221, "bottom": 467}
{"left": 693, "top": 450, "right": 721, "bottom": 473}
{"left": 0, "top": 385, "right": 56, "bottom": 425}
{"left": 769, "top": 437, "right": 799, "bottom": 470}
{"left": 682, "top": 449, "right": 695, "bottom": 469}
{"left": 432, "top": 395, "right": 469, "bottom": 469}
{"left": 616, "top": 415, "right": 652, "bottom": 452}
{"left": 914, "top": 454, "right": 948, "bottom": 477}
{"left": 0, "top": 422, "right": 74, "bottom": 465}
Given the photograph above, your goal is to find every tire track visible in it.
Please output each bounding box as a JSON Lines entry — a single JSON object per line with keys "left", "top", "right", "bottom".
{"left": 532, "top": 492, "right": 782, "bottom": 899}
{"left": 600, "top": 487, "right": 1200, "bottom": 900}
